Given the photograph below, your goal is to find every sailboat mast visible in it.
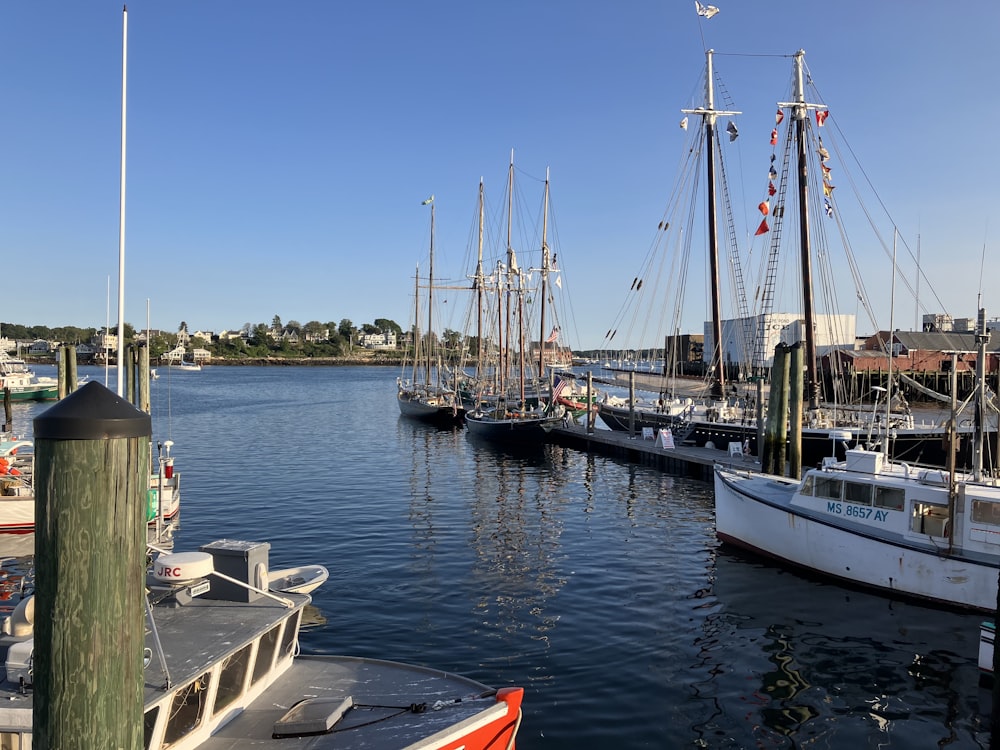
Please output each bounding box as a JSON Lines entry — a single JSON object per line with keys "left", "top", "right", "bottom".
{"left": 116, "top": 4, "right": 128, "bottom": 396}
{"left": 790, "top": 50, "right": 820, "bottom": 409}
{"left": 537, "top": 169, "right": 550, "bottom": 378}
{"left": 974, "top": 306, "right": 989, "bottom": 481}
{"left": 426, "top": 202, "right": 435, "bottom": 387}
{"left": 475, "top": 180, "right": 485, "bottom": 382}
{"left": 681, "top": 49, "right": 739, "bottom": 401}
{"left": 504, "top": 151, "right": 515, "bottom": 394}
{"left": 411, "top": 264, "right": 421, "bottom": 385}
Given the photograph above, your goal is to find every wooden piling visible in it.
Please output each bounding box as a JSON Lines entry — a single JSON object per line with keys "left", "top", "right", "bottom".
{"left": 762, "top": 345, "right": 786, "bottom": 474}
{"left": 586, "top": 371, "right": 595, "bottom": 434}
{"left": 628, "top": 371, "right": 636, "bottom": 437}
{"left": 788, "top": 342, "right": 804, "bottom": 479}
{"left": 2, "top": 388, "right": 10, "bottom": 432}
{"left": 775, "top": 344, "right": 791, "bottom": 476}
{"left": 136, "top": 344, "right": 151, "bottom": 414}
{"left": 32, "top": 381, "right": 151, "bottom": 749}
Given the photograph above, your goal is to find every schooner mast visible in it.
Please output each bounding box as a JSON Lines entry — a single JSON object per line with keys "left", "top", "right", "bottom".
{"left": 681, "top": 49, "right": 740, "bottom": 400}
{"left": 777, "top": 49, "right": 826, "bottom": 410}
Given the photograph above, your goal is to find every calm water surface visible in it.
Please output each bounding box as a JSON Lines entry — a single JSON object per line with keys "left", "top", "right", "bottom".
{"left": 6, "top": 365, "right": 993, "bottom": 748}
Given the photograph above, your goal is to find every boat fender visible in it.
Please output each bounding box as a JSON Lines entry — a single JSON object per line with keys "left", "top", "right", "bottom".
{"left": 7, "top": 596, "right": 33, "bottom": 638}
{"left": 153, "top": 551, "right": 214, "bottom": 583}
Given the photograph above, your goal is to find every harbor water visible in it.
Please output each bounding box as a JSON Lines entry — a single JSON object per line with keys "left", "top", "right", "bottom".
{"left": 5, "top": 365, "right": 994, "bottom": 747}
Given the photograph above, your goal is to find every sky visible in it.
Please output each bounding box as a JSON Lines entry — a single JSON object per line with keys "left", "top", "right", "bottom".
{"left": 1, "top": 1, "right": 998, "bottom": 350}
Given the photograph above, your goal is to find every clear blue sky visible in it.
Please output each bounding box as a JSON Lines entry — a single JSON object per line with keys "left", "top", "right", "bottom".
{"left": 2, "top": 1, "right": 997, "bottom": 349}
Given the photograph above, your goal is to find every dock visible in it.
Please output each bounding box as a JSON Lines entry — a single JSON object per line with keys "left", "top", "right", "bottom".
{"left": 546, "top": 422, "right": 757, "bottom": 482}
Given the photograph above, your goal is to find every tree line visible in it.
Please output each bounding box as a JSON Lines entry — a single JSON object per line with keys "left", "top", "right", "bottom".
{"left": 1, "top": 316, "right": 479, "bottom": 360}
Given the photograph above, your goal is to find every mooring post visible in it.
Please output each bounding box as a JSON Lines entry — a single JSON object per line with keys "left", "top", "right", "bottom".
{"left": 586, "top": 371, "right": 594, "bottom": 434}
{"left": 136, "top": 343, "right": 151, "bottom": 414}
{"left": 762, "top": 345, "right": 786, "bottom": 474}
{"left": 774, "top": 344, "right": 791, "bottom": 476}
{"left": 32, "top": 381, "right": 151, "bottom": 749}
{"left": 628, "top": 371, "right": 636, "bottom": 437}
{"left": 788, "top": 342, "right": 804, "bottom": 479}
{"left": 65, "top": 345, "right": 78, "bottom": 398}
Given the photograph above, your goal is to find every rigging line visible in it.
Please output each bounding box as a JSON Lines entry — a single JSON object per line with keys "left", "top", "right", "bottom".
{"left": 806, "top": 77, "right": 948, "bottom": 315}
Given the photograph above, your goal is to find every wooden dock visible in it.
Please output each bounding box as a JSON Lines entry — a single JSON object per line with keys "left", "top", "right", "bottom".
{"left": 546, "top": 423, "right": 758, "bottom": 482}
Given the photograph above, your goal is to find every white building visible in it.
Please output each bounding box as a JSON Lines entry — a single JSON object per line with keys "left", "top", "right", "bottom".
{"left": 704, "top": 312, "right": 856, "bottom": 369}
{"left": 361, "top": 331, "right": 397, "bottom": 350}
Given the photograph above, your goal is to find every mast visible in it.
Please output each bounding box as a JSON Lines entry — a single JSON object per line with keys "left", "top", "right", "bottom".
{"left": 537, "top": 168, "right": 551, "bottom": 378}
{"left": 410, "top": 264, "right": 421, "bottom": 385}
{"left": 778, "top": 49, "right": 823, "bottom": 410}
{"left": 426, "top": 201, "right": 435, "bottom": 387}
{"left": 116, "top": 4, "right": 128, "bottom": 396}
{"left": 681, "top": 49, "right": 740, "bottom": 400}
{"left": 475, "top": 180, "right": 485, "bottom": 382}
{"left": 504, "top": 150, "right": 515, "bottom": 396}
{"left": 884, "top": 229, "right": 897, "bottom": 457}
{"left": 974, "top": 306, "right": 990, "bottom": 482}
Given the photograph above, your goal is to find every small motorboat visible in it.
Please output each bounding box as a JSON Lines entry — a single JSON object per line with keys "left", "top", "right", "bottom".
{"left": 268, "top": 564, "right": 330, "bottom": 595}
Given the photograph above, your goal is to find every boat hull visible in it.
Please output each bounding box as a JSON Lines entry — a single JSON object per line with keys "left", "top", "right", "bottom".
{"left": 2, "top": 385, "right": 58, "bottom": 402}
{"left": 397, "top": 391, "right": 464, "bottom": 424}
{"left": 713, "top": 466, "right": 1000, "bottom": 611}
{"left": 601, "top": 402, "right": 985, "bottom": 470}
{"left": 465, "top": 410, "right": 562, "bottom": 443}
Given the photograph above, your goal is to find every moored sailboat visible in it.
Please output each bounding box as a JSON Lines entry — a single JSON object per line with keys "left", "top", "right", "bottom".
{"left": 464, "top": 154, "right": 565, "bottom": 442}
{"left": 597, "top": 49, "right": 979, "bottom": 470}
{"left": 397, "top": 196, "right": 464, "bottom": 425}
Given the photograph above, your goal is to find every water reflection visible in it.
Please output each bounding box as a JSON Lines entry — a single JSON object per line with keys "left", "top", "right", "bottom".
{"left": 702, "top": 548, "right": 989, "bottom": 746}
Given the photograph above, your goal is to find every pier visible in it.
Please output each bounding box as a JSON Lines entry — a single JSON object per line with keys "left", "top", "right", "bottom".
{"left": 547, "top": 422, "right": 755, "bottom": 482}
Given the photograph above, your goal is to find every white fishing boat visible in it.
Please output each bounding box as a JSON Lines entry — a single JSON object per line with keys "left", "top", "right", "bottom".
{"left": 0, "top": 539, "right": 525, "bottom": 749}
{"left": 715, "top": 309, "right": 1000, "bottom": 613}
{"left": 172, "top": 359, "right": 202, "bottom": 372}
{"left": 268, "top": 564, "right": 329, "bottom": 595}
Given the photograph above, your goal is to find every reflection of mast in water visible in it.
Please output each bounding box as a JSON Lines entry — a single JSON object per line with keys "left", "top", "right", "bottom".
{"left": 402, "top": 419, "right": 464, "bottom": 567}
{"left": 468, "top": 442, "right": 568, "bottom": 652}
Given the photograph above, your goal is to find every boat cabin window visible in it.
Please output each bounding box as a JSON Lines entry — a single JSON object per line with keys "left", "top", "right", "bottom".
{"left": 252, "top": 624, "right": 282, "bottom": 685}
{"left": 163, "top": 671, "right": 213, "bottom": 747}
{"left": 844, "top": 482, "right": 872, "bottom": 506}
{"left": 874, "top": 486, "right": 905, "bottom": 511}
{"left": 143, "top": 707, "right": 159, "bottom": 750}
{"left": 214, "top": 642, "right": 254, "bottom": 716}
{"left": 971, "top": 499, "right": 1000, "bottom": 526}
{"left": 911, "top": 502, "right": 950, "bottom": 537}
{"left": 812, "top": 476, "right": 843, "bottom": 501}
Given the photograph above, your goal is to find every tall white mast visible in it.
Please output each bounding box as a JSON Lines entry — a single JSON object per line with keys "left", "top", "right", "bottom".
{"left": 116, "top": 5, "right": 128, "bottom": 395}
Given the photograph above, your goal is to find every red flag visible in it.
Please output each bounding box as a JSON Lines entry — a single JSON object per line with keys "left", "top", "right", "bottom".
{"left": 546, "top": 327, "right": 560, "bottom": 343}
{"left": 758, "top": 200, "right": 770, "bottom": 216}
{"left": 754, "top": 218, "right": 769, "bottom": 236}
{"left": 768, "top": 181, "right": 776, "bottom": 196}
{"left": 775, "top": 108, "right": 784, "bottom": 125}
{"left": 770, "top": 128, "right": 778, "bottom": 146}
{"left": 816, "top": 110, "right": 829, "bottom": 126}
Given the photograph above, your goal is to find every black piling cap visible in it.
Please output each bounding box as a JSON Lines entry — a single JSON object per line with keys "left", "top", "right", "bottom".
{"left": 33, "top": 381, "right": 152, "bottom": 440}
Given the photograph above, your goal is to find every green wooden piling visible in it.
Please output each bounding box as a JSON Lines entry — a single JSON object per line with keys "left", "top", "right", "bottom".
{"left": 774, "top": 344, "right": 791, "bottom": 476}
{"left": 788, "top": 343, "right": 804, "bottom": 479}
{"left": 32, "top": 381, "right": 151, "bottom": 750}
{"left": 762, "top": 345, "right": 786, "bottom": 474}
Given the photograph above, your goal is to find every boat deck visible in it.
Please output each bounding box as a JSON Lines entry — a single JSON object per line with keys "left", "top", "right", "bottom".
{"left": 199, "top": 655, "right": 511, "bottom": 749}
